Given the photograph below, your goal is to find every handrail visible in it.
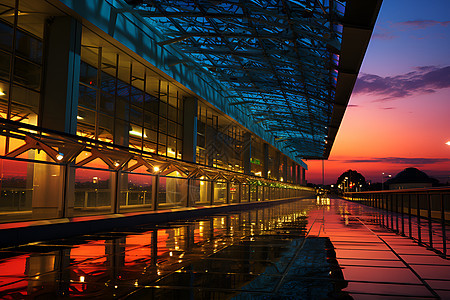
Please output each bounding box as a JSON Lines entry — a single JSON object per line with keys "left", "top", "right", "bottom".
{"left": 346, "top": 187, "right": 450, "bottom": 194}
{"left": 342, "top": 189, "right": 449, "bottom": 259}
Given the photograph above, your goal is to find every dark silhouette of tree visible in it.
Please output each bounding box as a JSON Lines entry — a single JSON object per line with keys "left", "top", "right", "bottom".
{"left": 336, "top": 170, "right": 366, "bottom": 192}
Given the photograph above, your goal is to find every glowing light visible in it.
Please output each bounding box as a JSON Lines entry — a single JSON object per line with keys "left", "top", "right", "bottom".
{"left": 56, "top": 153, "right": 64, "bottom": 161}
{"left": 167, "top": 148, "right": 176, "bottom": 155}
{"left": 77, "top": 115, "right": 84, "bottom": 120}
{"left": 0, "top": 90, "right": 6, "bottom": 96}
{"left": 114, "top": 161, "right": 120, "bottom": 167}
{"left": 129, "top": 130, "right": 147, "bottom": 138}
{"left": 80, "top": 276, "right": 85, "bottom": 283}
{"left": 446, "top": 141, "right": 450, "bottom": 146}
{"left": 153, "top": 166, "right": 160, "bottom": 172}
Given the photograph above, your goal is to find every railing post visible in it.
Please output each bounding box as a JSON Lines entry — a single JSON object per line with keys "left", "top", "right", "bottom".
{"left": 384, "top": 193, "right": 388, "bottom": 228}
{"left": 152, "top": 174, "right": 159, "bottom": 211}
{"left": 417, "top": 193, "right": 421, "bottom": 245}
{"left": 401, "top": 193, "right": 405, "bottom": 236}
{"left": 408, "top": 194, "right": 412, "bottom": 238}
{"left": 395, "top": 194, "right": 399, "bottom": 233}
{"left": 441, "top": 193, "right": 446, "bottom": 257}
{"left": 390, "top": 193, "right": 394, "bottom": 230}
{"left": 427, "top": 193, "right": 433, "bottom": 249}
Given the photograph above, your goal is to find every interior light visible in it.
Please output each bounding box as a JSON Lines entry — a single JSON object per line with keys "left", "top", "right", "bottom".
{"left": 0, "top": 90, "right": 6, "bottom": 96}
{"left": 153, "top": 166, "right": 160, "bottom": 172}
{"left": 446, "top": 141, "right": 450, "bottom": 146}
{"left": 56, "top": 153, "right": 64, "bottom": 161}
{"left": 77, "top": 115, "right": 84, "bottom": 120}
{"left": 129, "top": 130, "right": 147, "bottom": 138}
{"left": 80, "top": 276, "right": 85, "bottom": 283}
{"left": 114, "top": 161, "right": 120, "bottom": 167}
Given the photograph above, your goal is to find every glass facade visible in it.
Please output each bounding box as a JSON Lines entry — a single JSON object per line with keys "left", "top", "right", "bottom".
{"left": 77, "top": 30, "right": 184, "bottom": 159}
{"left": 0, "top": 0, "right": 309, "bottom": 225}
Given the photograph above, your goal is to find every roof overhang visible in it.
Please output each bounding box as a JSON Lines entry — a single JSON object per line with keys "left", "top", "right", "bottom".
{"left": 324, "top": 0, "right": 382, "bottom": 159}
{"left": 59, "top": 0, "right": 382, "bottom": 162}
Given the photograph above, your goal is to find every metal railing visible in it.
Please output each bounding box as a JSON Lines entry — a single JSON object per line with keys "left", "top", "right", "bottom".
{"left": 344, "top": 187, "right": 450, "bottom": 258}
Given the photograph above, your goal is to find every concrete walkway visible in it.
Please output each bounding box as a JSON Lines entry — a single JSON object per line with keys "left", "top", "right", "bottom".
{"left": 0, "top": 197, "right": 449, "bottom": 299}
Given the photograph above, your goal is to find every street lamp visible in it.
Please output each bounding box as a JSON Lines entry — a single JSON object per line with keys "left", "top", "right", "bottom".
{"left": 381, "top": 172, "right": 391, "bottom": 190}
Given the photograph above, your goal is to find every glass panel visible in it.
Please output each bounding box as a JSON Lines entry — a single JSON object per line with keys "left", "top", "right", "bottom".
{"left": 241, "top": 184, "right": 249, "bottom": 202}
{"left": 229, "top": 183, "right": 240, "bottom": 203}
{"left": 144, "top": 93, "right": 158, "bottom": 114}
{"left": 76, "top": 107, "right": 95, "bottom": 138}
{"left": 176, "top": 139, "right": 182, "bottom": 160}
{"left": 0, "top": 80, "right": 9, "bottom": 118}
{"left": 72, "top": 167, "right": 114, "bottom": 216}
{"left": 167, "top": 120, "right": 176, "bottom": 137}
{"left": 131, "top": 62, "right": 144, "bottom": 90}
{"left": 167, "top": 136, "right": 176, "bottom": 158}
{"left": 130, "top": 86, "right": 143, "bottom": 107}
{"left": 157, "top": 176, "right": 187, "bottom": 209}
{"left": 10, "top": 84, "right": 39, "bottom": 125}
{"left": 115, "top": 95, "right": 129, "bottom": 121}
{"left": 130, "top": 105, "right": 142, "bottom": 125}
{"left": 144, "top": 111, "right": 158, "bottom": 131}
{"left": 0, "top": 158, "right": 64, "bottom": 223}
{"left": 159, "top": 101, "right": 167, "bottom": 118}
{"left": 79, "top": 61, "right": 97, "bottom": 87}
{"left": 168, "top": 105, "right": 177, "bottom": 122}
{"left": 250, "top": 184, "right": 257, "bottom": 202}
{"left": 15, "top": 29, "right": 42, "bottom": 64}
{"left": 119, "top": 172, "right": 153, "bottom": 212}
{"left": 99, "top": 91, "right": 114, "bottom": 115}
{"left": 189, "top": 179, "right": 211, "bottom": 206}
{"left": 213, "top": 181, "right": 227, "bottom": 204}
{"left": 143, "top": 140, "right": 156, "bottom": 154}
{"left": 98, "top": 113, "right": 113, "bottom": 143}
{"left": 143, "top": 128, "right": 157, "bottom": 143}
{"left": 100, "top": 71, "right": 115, "bottom": 94}
{"left": 78, "top": 84, "right": 96, "bottom": 110}
{"left": 13, "top": 57, "right": 41, "bottom": 90}
{"left": 0, "top": 20, "right": 13, "bottom": 51}
{"left": 0, "top": 51, "right": 10, "bottom": 84}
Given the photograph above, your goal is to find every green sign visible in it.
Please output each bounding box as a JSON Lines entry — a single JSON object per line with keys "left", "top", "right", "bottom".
{"left": 250, "top": 158, "right": 261, "bottom": 165}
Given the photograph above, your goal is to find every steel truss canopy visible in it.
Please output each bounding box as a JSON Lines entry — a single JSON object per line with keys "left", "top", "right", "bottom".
{"left": 121, "top": 0, "right": 382, "bottom": 159}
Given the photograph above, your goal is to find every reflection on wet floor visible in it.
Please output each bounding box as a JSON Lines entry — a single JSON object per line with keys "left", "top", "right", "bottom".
{"left": 0, "top": 198, "right": 449, "bottom": 299}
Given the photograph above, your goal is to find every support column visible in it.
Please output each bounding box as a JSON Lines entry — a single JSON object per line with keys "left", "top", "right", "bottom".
{"left": 274, "top": 151, "right": 280, "bottom": 180}
{"left": 283, "top": 156, "right": 288, "bottom": 182}
{"left": 263, "top": 143, "right": 269, "bottom": 179}
{"left": 182, "top": 97, "right": 198, "bottom": 163}
{"left": 42, "top": 16, "right": 82, "bottom": 134}
{"left": 39, "top": 16, "right": 82, "bottom": 219}
{"left": 243, "top": 132, "right": 252, "bottom": 175}
{"left": 302, "top": 167, "right": 306, "bottom": 185}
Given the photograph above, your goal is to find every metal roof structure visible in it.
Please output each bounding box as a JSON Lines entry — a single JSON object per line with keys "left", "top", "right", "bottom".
{"left": 118, "top": 0, "right": 382, "bottom": 159}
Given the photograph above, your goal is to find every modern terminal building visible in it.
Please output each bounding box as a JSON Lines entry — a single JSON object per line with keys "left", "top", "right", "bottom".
{"left": 0, "top": 0, "right": 380, "bottom": 230}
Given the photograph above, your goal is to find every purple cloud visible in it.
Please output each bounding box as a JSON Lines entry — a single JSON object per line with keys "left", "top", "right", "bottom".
{"left": 397, "top": 20, "right": 450, "bottom": 29}
{"left": 340, "top": 157, "right": 449, "bottom": 165}
{"left": 353, "top": 66, "right": 450, "bottom": 101}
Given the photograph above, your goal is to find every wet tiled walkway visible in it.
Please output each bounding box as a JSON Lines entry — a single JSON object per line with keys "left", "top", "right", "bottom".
{"left": 0, "top": 198, "right": 449, "bottom": 299}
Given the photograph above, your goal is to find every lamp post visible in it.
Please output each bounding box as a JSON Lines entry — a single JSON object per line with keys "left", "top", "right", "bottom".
{"left": 381, "top": 172, "right": 392, "bottom": 190}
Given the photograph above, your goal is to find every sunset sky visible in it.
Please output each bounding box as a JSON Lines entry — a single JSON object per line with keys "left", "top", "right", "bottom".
{"left": 306, "top": 0, "right": 450, "bottom": 185}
